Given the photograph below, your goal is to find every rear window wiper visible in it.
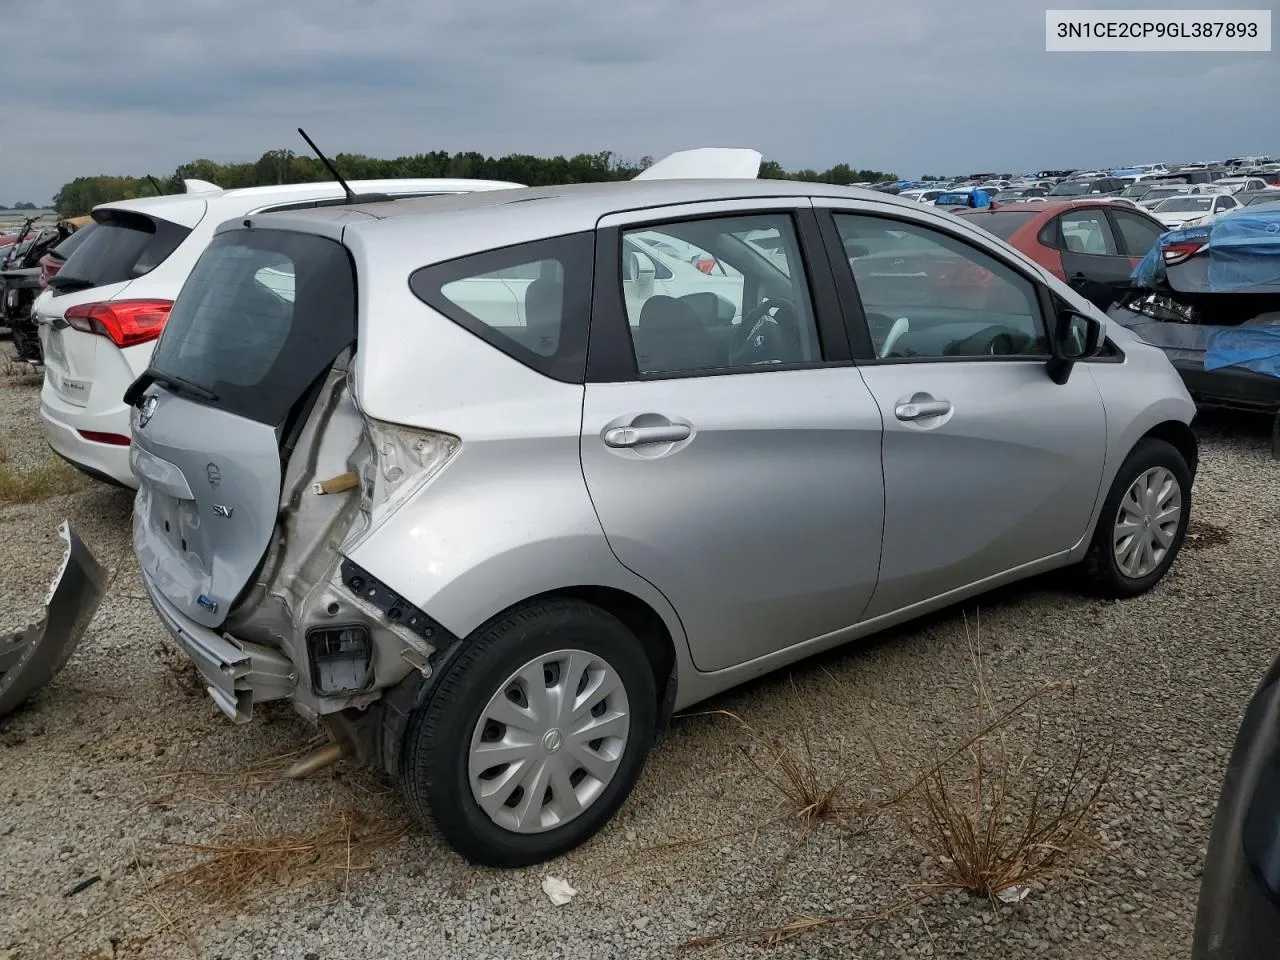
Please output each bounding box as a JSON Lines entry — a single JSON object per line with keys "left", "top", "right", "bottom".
{"left": 124, "top": 368, "right": 219, "bottom": 407}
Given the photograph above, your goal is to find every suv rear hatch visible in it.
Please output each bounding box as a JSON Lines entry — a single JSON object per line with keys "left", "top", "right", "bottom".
{"left": 129, "top": 228, "right": 358, "bottom": 630}
{"left": 41, "top": 205, "right": 199, "bottom": 406}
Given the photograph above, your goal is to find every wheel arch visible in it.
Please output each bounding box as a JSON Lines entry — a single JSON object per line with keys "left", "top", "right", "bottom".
{"left": 1141, "top": 419, "right": 1199, "bottom": 477}
{"left": 505, "top": 585, "right": 680, "bottom": 730}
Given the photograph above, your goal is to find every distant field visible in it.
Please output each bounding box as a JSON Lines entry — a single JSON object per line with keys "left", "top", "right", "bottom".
{"left": 0, "top": 208, "right": 58, "bottom": 228}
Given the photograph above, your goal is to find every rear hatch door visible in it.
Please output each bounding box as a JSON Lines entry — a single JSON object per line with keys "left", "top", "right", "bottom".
{"left": 41, "top": 206, "right": 199, "bottom": 405}
{"left": 129, "top": 227, "right": 357, "bottom": 629}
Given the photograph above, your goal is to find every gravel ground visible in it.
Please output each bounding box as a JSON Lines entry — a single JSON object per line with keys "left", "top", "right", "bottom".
{"left": 1, "top": 367, "right": 1277, "bottom": 960}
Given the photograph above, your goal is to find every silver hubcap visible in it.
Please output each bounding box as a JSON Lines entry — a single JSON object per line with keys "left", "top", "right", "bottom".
{"left": 468, "top": 649, "right": 630, "bottom": 834}
{"left": 1113, "top": 466, "right": 1182, "bottom": 579}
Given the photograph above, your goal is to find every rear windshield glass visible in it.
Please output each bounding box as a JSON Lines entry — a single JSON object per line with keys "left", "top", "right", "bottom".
{"left": 962, "top": 210, "right": 1036, "bottom": 239}
{"left": 51, "top": 211, "right": 190, "bottom": 294}
{"left": 51, "top": 221, "right": 97, "bottom": 260}
{"left": 1048, "top": 181, "right": 1092, "bottom": 196}
{"left": 1157, "top": 197, "right": 1212, "bottom": 213}
{"left": 150, "top": 230, "right": 355, "bottom": 425}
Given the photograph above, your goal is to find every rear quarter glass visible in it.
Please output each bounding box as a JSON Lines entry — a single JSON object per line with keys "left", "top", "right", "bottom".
{"left": 52, "top": 211, "right": 190, "bottom": 293}
{"left": 149, "top": 229, "right": 357, "bottom": 426}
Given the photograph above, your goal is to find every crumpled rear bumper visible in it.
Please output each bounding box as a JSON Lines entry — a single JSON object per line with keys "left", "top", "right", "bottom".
{"left": 0, "top": 522, "right": 107, "bottom": 718}
{"left": 139, "top": 568, "right": 296, "bottom": 724}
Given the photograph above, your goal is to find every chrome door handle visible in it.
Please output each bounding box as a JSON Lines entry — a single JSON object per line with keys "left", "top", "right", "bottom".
{"left": 895, "top": 399, "right": 952, "bottom": 421}
{"left": 603, "top": 424, "right": 691, "bottom": 448}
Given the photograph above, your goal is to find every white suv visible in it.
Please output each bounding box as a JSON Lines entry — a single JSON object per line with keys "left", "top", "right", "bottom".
{"left": 36, "top": 178, "right": 523, "bottom": 487}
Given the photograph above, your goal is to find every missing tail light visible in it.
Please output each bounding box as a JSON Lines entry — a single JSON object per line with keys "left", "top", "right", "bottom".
{"left": 306, "top": 625, "right": 372, "bottom": 695}
{"left": 361, "top": 419, "right": 460, "bottom": 532}
{"left": 64, "top": 299, "right": 173, "bottom": 349}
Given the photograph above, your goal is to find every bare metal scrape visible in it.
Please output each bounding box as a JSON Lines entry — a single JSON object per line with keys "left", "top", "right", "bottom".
{"left": 0, "top": 521, "right": 107, "bottom": 718}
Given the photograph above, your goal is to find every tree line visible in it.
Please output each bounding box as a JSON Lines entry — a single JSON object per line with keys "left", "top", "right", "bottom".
{"left": 51, "top": 149, "right": 898, "bottom": 217}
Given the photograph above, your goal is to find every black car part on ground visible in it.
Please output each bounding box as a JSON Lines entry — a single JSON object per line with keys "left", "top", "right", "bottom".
{"left": 1192, "top": 647, "right": 1280, "bottom": 959}
{"left": 0, "top": 523, "right": 108, "bottom": 719}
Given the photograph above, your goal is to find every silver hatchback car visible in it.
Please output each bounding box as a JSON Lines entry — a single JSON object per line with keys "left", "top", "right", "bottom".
{"left": 128, "top": 180, "right": 1197, "bottom": 866}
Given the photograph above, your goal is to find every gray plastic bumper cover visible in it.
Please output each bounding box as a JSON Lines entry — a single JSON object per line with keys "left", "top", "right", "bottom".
{"left": 0, "top": 521, "right": 107, "bottom": 719}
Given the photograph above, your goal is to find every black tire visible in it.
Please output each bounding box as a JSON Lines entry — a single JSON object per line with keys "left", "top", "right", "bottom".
{"left": 398, "top": 598, "right": 656, "bottom": 867}
{"left": 1081, "top": 437, "right": 1192, "bottom": 598}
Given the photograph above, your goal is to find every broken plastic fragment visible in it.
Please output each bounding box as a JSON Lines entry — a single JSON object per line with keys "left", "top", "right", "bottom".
{"left": 541, "top": 875, "right": 578, "bottom": 906}
{"left": 995, "top": 884, "right": 1032, "bottom": 904}
{"left": 0, "top": 522, "right": 107, "bottom": 719}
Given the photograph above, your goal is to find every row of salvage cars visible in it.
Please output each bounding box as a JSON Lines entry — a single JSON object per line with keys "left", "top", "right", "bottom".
{"left": 1, "top": 146, "right": 1275, "bottom": 957}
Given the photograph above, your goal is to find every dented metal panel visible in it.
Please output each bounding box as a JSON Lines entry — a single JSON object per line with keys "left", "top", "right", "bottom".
{"left": 0, "top": 522, "right": 107, "bottom": 718}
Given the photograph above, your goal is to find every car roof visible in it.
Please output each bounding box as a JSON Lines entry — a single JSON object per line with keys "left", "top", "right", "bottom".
{"left": 95, "top": 178, "right": 524, "bottom": 221}
{"left": 246, "top": 178, "right": 930, "bottom": 237}
{"left": 232, "top": 179, "right": 949, "bottom": 263}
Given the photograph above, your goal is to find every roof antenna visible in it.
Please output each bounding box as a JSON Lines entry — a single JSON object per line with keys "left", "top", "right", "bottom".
{"left": 297, "top": 127, "right": 356, "bottom": 202}
{"left": 146, "top": 175, "right": 164, "bottom": 196}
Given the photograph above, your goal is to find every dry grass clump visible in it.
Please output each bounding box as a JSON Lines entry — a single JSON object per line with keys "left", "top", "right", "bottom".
{"left": 888, "top": 617, "right": 1112, "bottom": 901}
{"left": 714, "top": 705, "right": 860, "bottom": 830}
{"left": 160, "top": 804, "right": 409, "bottom": 906}
{"left": 0, "top": 458, "right": 84, "bottom": 504}
{"left": 684, "top": 613, "right": 1113, "bottom": 951}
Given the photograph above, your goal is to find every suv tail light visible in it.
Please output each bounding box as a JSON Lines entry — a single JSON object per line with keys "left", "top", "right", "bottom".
{"left": 1161, "top": 241, "right": 1207, "bottom": 266}
{"left": 38, "top": 254, "right": 59, "bottom": 290}
{"left": 63, "top": 299, "right": 173, "bottom": 348}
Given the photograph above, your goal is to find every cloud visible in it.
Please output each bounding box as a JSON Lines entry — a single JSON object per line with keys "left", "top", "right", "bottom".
{"left": 4, "top": 0, "right": 1275, "bottom": 203}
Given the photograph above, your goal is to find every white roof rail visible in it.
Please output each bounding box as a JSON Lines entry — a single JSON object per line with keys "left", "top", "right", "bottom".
{"left": 633, "top": 148, "right": 762, "bottom": 181}
{"left": 183, "top": 179, "right": 223, "bottom": 195}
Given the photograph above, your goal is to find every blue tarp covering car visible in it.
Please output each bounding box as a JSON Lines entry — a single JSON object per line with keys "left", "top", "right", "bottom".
{"left": 1112, "top": 208, "right": 1280, "bottom": 444}
{"left": 934, "top": 188, "right": 993, "bottom": 209}
{"left": 1132, "top": 209, "right": 1280, "bottom": 292}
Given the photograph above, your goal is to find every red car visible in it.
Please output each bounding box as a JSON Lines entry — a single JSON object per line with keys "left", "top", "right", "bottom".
{"left": 953, "top": 199, "right": 1167, "bottom": 310}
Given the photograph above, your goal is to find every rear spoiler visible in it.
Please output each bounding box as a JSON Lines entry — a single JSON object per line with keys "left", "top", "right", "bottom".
{"left": 633, "top": 148, "right": 762, "bottom": 181}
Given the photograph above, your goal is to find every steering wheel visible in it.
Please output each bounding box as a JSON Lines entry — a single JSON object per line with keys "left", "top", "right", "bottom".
{"left": 942, "top": 324, "right": 1029, "bottom": 357}
{"left": 731, "top": 297, "right": 798, "bottom": 365}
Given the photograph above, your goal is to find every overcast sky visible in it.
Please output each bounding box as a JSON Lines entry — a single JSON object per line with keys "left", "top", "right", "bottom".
{"left": 4, "top": 0, "right": 1275, "bottom": 204}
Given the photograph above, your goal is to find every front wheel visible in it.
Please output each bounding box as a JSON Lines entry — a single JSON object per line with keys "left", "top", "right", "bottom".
{"left": 1081, "top": 438, "right": 1192, "bottom": 598}
{"left": 397, "top": 598, "right": 656, "bottom": 867}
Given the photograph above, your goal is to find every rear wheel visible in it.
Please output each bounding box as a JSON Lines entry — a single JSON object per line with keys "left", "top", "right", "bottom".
{"left": 1082, "top": 438, "right": 1192, "bottom": 598}
{"left": 398, "top": 598, "right": 656, "bottom": 866}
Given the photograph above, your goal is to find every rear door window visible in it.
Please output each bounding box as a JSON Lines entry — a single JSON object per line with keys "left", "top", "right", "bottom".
{"left": 50, "top": 211, "right": 191, "bottom": 294}
{"left": 1054, "top": 211, "right": 1119, "bottom": 255}
{"left": 1109, "top": 210, "right": 1165, "bottom": 257}
{"left": 149, "top": 230, "right": 356, "bottom": 425}
{"left": 409, "top": 232, "right": 594, "bottom": 383}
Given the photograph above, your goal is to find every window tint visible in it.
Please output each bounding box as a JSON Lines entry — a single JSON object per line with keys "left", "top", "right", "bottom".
{"left": 835, "top": 213, "right": 1047, "bottom": 360}
{"left": 1057, "top": 210, "right": 1118, "bottom": 255}
{"left": 1218, "top": 196, "right": 1238, "bottom": 209}
{"left": 619, "top": 214, "right": 821, "bottom": 376}
{"left": 1110, "top": 210, "right": 1164, "bottom": 256}
{"left": 409, "top": 232, "right": 594, "bottom": 383}
{"left": 150, "top": 230, "right": 355, "bottom": 425}
{"left": 50, "top": 211, "right": 190, "bottom": 294}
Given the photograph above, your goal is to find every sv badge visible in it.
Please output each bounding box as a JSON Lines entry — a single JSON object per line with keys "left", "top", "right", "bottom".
{"left": 212, "top": 504, "right": 234, "bottom": 518}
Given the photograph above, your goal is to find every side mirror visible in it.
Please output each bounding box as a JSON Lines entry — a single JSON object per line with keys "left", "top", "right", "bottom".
{"left": 1047, "top": 310, "right": 1102, "bottom": 384}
